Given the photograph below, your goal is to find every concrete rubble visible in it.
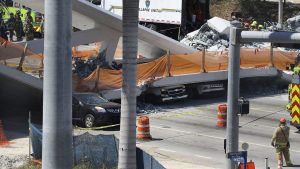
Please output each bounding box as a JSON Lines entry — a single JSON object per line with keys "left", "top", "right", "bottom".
{"left": 137, "top": 102, "right": 162, "bottom": 114}
{"left": 286, "top": 14, "right": 300, "bottom": 32}
{"left": 180, "top": 23, "right": 229, "bottom": 51}
{"left": 73, "top": 57, "right": 101, "bottom": 78}
{"left": 180, "top": 17, "right": 271, "bottom": 51}
{"left": 181, "top": 15, "right": 300, "bottom": 51}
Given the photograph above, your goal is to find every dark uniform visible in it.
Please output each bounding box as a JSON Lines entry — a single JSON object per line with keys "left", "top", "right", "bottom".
{"left": 0, "top": 12, "right": 3, "bottom": 24}
{"left": 24, "top": 20, "right": 34, "bottom": 41}
{"left": 0, "top": 20, "right": 8, "bottom": 41}
{"left": 271, "top": 118, "right": 293, "bottom": 168}
{"left": 25, "top": 11, "right": 33, "bottom": 24}
{"left": 6, "top": 13, "right": 15, "bottom": 41}
{"left": 14, "top": 13, "right": 23, "bottom": 41}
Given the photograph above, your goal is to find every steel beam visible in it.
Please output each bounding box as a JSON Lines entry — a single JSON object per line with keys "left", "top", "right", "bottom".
{"left": 240, "top": 31, "right": 300, "bottom": 43}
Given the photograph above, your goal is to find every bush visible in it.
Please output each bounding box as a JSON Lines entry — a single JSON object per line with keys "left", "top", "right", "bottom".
{"left": 17, "top": 161, "right": 41, "bottom": 169}
{"left": 18, "top": 161, "right": 116, "bottom": 169}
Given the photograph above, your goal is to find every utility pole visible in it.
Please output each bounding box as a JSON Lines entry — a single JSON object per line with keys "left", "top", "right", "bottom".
{"left": 42, "top": 0, "right": 73, "bottom": 168}
{"left": 277, "top": 0, "right": 283, "bottom": 29}
{"left": 226, "top": 21, "right": 241, "bottom": 169}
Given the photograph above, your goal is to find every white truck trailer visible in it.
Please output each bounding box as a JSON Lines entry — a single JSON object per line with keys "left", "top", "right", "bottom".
{"left": 99, "top": 0, "right": 210, "bottom": 40}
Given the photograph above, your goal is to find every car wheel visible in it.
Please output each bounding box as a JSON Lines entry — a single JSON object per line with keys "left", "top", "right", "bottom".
{"left": 84, "top": 114, "right": 95, "bottom": 128}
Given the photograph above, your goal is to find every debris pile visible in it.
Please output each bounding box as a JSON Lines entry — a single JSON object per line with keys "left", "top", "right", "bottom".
{"left": 181, "top": 17, "right": 281, "bottom": 51}
{"left": 73, "top": 57, "right": 101, "bottom": 78}
{"left": 286, "top": 15, "right": 300, "bottom": 32}
{"left": 180, "top": 23, "right": 229, "bottom": 51}
{"left": 137, "top": 102, "right": 162, "bottom": 114}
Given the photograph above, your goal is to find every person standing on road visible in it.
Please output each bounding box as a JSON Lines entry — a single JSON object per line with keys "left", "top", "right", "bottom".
{"left": 271, "top": 118, "right": 293, "bottom": 168}
{"left": 14, "top": 13, "right": 23, "bottom": 41}
{"left": 0, "top": 20, "right": 8, "bottom": 41}
{"left": 24, "top": 19, "right": 34, "bottom": 41}
{"left": 6, "top": 13, "right": 15, "bottom": 41}
{"left": 25, "top": 10, "right": 33, "bottom": 24}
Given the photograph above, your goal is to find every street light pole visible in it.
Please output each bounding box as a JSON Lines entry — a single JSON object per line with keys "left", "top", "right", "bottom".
{"left": 42, "top": 0, "right": 73, "bottom": 168}
{"left": 277, "top": 0, "right": 283, "bottom": 29}
{"left": 226, "top": 22, "right": 241, "bottom": 169}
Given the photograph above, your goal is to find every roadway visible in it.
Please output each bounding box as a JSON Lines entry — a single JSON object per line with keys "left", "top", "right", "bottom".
{"left": 2, "top": 73, "right": 299, "bottom": 168}
{"left": 136, "top": 93, "right": 300, "bottom": 168}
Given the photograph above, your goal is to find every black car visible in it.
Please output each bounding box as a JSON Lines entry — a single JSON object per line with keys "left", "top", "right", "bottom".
{"left": 72, "top": 93, "right": 121, "bottom": 128}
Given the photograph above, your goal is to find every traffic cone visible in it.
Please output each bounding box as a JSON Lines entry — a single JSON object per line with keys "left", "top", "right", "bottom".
{"left": 136, "top": 116, "right": 152, "bottom": 140}
{"left": 0, "top": 120, "right": 9, "bottom": 146}
{"left": 217, "top": 104, "right": 227, "bottom": 127}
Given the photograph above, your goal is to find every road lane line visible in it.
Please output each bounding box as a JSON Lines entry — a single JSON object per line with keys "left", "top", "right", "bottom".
{"left": 195, "top": 155, "right": 212, "bottom": 159}
{"left": 159, "top": 148, "right": 176, "bottom": 153}
{"left": 242, "top": 123, "right": 298, "bottom": 134}
{"left": 152, "top": 125, "right": 300, "bottom": 153}
{"left": 250, "top": 107, "right": 290, "bottom": 116}
{"left": 152, "top": 125, "right": 222, "bottom": 139}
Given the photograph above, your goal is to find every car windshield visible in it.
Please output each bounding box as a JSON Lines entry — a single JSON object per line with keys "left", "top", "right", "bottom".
{"left": 75, "top": 94, "right": 108, "bottom": 105}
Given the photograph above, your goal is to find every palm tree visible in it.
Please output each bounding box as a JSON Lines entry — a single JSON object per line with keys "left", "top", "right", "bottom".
{"left": 118, "top": 0, "right": 139, "bottom": 168}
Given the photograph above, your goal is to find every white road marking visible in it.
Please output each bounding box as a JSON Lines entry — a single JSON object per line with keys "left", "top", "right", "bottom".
{"left": 250, "top": 107, "right": 289, "bottom": 116}
{"left": 253, "top": 96, "right": 287, "bottom": 101}
{"left": 159, "top": 148, "right": 176, "bottom": 153}
{"left": 195, "top": 155, "right": 212, "bottom": 159}
{"left": 242, "top": 123, "right": 298, "bottom": 134}
{"left": 152, "top": 125, "right": 300, "bottom": 153}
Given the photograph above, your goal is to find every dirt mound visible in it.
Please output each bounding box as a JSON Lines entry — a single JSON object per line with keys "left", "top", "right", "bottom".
{"left": 210, "top": 0, "right": 300, "bottom": 23}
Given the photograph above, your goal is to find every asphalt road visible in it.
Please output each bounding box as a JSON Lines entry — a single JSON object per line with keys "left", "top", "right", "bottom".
{"left": 137, "top": 94, "right": 300, "bottom": 169}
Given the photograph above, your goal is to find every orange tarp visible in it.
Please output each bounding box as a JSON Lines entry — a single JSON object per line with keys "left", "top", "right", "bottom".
{"left": 74, "top": 48, "right": 298, "bottom": 92}
{"left": 0, "top": 37, "right": 298, "bottom": 92}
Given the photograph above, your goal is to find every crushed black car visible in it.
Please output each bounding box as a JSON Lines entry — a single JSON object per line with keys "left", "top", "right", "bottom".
{"left": 72, "top": 93, "right": 121, "bottom": 128}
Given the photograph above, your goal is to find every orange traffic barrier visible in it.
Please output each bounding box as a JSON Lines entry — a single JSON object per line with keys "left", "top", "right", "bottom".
{"left": 217, "top": 104, "right": 227, "bottom": 127}
{"left": 136, "top": 116, "right": 152, "bottom": 140}
{"left": 0, "top": 120, "right": 9, "bottom": 146}
{"left": 239, "top": 161, "right": 255, "bottom": 169}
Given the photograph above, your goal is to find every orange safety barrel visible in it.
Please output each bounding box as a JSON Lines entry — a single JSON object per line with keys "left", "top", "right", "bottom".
{"left": 136, "top": 116, "right": 152, "bottom": 140}
{"left": 239, "top": 161, "right": 255, "bottom": 169}
{"left": 217, "top": 104, "right": 227, "bottom": 127}
{"left": 0, "top": 120, "right": 9, "bottom": 146}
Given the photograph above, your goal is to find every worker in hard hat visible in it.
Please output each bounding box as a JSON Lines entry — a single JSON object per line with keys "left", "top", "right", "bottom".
{"left": 258, "top": 24, "right": 264, "bottom": 31}
{"left": 244, "top": 23, "right": 250, "bottom": 30}
{"left": 250, "top": 21, "right": 258, "bottom": 31}
{"left": 6, "top": 13, "right": 15, "bottom": 41}
{"left": 271, "top": 118, "right": 293, "bottom": 168}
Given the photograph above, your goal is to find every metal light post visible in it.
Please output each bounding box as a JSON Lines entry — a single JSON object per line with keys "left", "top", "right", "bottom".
{"left": 226, "top": 21, "right": 241, "bottom": 169}
{"left": 42, "top": 0, "right": 73, "bottom": 168}
{"left": 225, "top": 25, "right": 300, "bottom": 168}
{"left": 277, "top": 0, "right": 283, "bottom": 29}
